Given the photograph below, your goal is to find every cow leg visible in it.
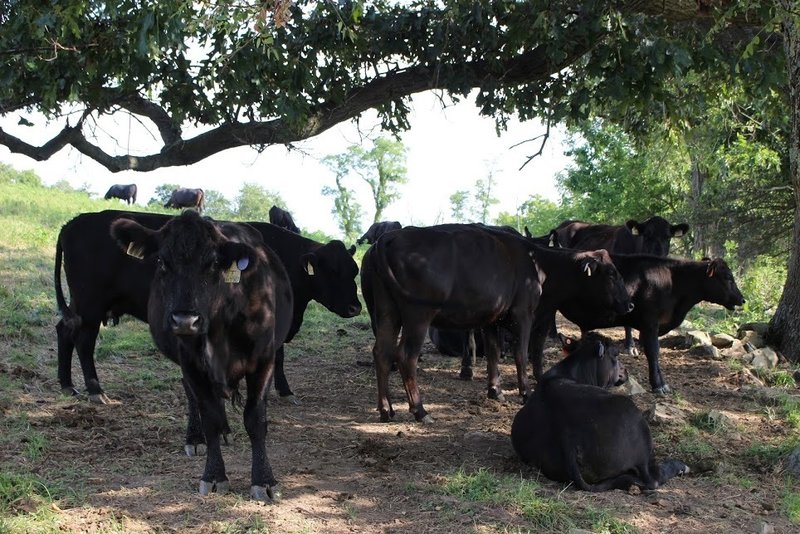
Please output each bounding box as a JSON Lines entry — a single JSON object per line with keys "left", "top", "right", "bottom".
{"left": 459, "top": 330, "right": 476, "bottom": 380}
{"left": 244, "top": 362, "right": 280, "bottom": 502}
{"left": 56, "top": 319, "right": 79, "bottom": 396}
{"left": 273, "top": 345, "right": 298, "bottom": 403}
{"left": 624, "top": 326, "right": 639, "bottom": 355}
{"left": 528, "top": 314, "right": 553, "bottom": 383}
{"left": 73, "top": 322, "right": 110, "bottom": 404}
{"left": 181, "top": 364, "right": 229, "bottom": 496}
{"left": 639, "top": 327, "right": 669, "bottom": 394}
{"left": 373, "top": 315, "right": 400, "bottom": 422}
{"left": 397, "top": 323, "right": 431, "bottom": 423}
{"left": 512, "top": 326, "right": 532, "bottom": 403}
{"left": 483, "top": 329, "right": 504, "bottom": 401}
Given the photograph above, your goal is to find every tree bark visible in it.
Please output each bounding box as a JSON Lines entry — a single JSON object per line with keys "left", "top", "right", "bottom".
{"left": 769, "top": 3, "right": 800, "bottom": 361}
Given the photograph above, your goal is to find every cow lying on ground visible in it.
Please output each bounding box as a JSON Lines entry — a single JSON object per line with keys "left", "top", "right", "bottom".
{"left": 547, "top": 216, "right": 689, "bottom": 349}
{"left": 104, "top": 184, "right": 137, "bottom": 205}
{"left": 269, "top": 205, "right": 301, "bottom": 234}
{"left": 164, "top": 188, "right": 204, "bottom": 211}
{"left": 54, "top": 210, "right": 361, "bottom": 407}
{"left": 357, "top": 221, "right": 402, "bottom": 245}
{"left": 531, "top": 255, "right": 744, "bottom": 394}
{"left": 512, "top": 332, "right": 689, "bottom": 491}
{"left": 110, "top": 210, "right": 292, "bottom": 501}
{"left": 360, "top": 224, "right": 631, "bottom": 423}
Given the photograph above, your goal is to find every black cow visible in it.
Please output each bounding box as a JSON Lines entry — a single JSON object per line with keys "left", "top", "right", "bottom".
{"left": 357, "top": 221, "right": 402, "bottom": 245}
{"left": 360, "top": 224, "right": 631, "bottom": 423}
{"left": 269, "top": 205, "right": 301, "bottom": 234}
{"left": 104, "top": 184, "right": 137, "bottom": 205}
{"left": 164, "top": 188, "right": 204, "bottom": 211}
{"left": 531, "top": 255, "right": 744, "bottom": 394}
{"left": 553, "top": 216, "right": 689, "bottom": 257}
{"left": 54, "top": 210, "right": 361, "bottom": 405}
{"left": 110, "top": 210, "right": 292, "bottom": 501}
{"left": 551, "top": 216, "right": 689, "bottom": 350}
{"left": 511, "top": 332, "right": 689, "bottom": 491}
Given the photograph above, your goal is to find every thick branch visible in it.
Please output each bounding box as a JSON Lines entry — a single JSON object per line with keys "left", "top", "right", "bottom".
{"left": 115, "top": 94, "right": 183, "bottom": 146}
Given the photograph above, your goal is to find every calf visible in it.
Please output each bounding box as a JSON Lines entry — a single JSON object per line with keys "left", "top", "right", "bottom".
{"left": 110, "top": 210, "right": 293, "bottom": 501}
{"left": 357, "top": 221, "right": 402, "bottom": 245}
{"left": 360, "top": 224, "right": 630, "bottom": 423}
{"left": 164, "top": 188, "right": 204, "bottom": 211}
{"left": 532, "top": 255, "right": 744, "bottom": 393}
{"left": 104, "top": 184, "right": 137, "bottom": 205}
{"left": 54, "top": 210, "right": 361, "bottom": 406}
{"left": 511, "top": 332, "right": 689, "bottom": 491}
{"left": 269, "top": 205, "right": 301, "bottom": 234}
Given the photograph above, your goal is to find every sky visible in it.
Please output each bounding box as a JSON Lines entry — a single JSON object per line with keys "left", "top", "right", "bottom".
{"left": 0, "top": 90, "right": 572, "bottom": 237}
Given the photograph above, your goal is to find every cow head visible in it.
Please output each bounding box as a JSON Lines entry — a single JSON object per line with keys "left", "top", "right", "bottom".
{"left": 703, "top": 258, "right": 745, "bottom": 310}
{"left": 626, "top": 217, "right": 689, "bottom": 256}
{"left": 301, "top": 240, "right": 362, "bottom": 318}
{"left": 110, "top": 210, "right": 259, "bottom": 336}
{"left": 550, "top": 332, "right": 627, "bottom": 387}
{"left": 575, "top": 249, "right": 633, "bottom": 315}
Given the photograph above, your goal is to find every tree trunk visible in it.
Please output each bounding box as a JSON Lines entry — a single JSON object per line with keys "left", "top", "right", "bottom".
{"left": 769, "top": 5, "right": 800, "bottom": 361}
{"left": 689, "top": 156, "right": 708, "bottom": 257}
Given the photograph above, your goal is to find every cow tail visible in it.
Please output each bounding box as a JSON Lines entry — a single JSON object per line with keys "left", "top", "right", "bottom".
{"left": 131, "top": 184, "right": 137, "bottom": 204}
{"left": 54, "top": 230, "right": 81, "bottom": 330}
{"left": 198, "top": 189, "right": 205, "bottom": 212}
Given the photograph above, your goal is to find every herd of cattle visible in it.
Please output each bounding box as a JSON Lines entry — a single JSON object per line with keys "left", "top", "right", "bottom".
{"left": 54, "top": 207, "right": 744, "bottom": 501}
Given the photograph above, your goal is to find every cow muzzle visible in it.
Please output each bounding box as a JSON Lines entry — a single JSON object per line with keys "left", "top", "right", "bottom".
{"left": 170, "top": 312, "right": 203, "bottom": 335}
{"left": 346, "top": 303, "right": 363, "bottom": 317}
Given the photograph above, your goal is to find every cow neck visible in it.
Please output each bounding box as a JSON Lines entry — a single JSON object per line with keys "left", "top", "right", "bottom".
{"left": 531, "top": 246, "right": 581, "bottom": 299}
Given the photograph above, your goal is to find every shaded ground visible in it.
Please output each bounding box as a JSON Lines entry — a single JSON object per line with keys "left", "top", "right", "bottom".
{"left": 2, "top": 310, "right": 799, "bottom": 533}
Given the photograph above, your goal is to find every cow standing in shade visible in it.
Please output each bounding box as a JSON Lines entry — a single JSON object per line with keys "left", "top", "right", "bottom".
{"left": 269, "top": 205, "right": 301, "bottom": 234}
{"left": 549, "top": 216, "right": 689, "bottom": 351}
{"left": 104, "top": 184, "right": 137, "bottom": 205}
{"left": 531, "top": 255, "right": 744, "bottom": 393}
{"left": 357, "top": 221, "right": 402, "bottom": 245}
{"left": 110, "top": 210, "right": 292, "bottom": 501}
{"left": 164, "top": 188, "right": 204, "bottom": 211}
{"left": 360, "top": 224, "right": 631, "bottom": 423}
{"left": 512, "top": 332, "right": 689, "bottom": 491}
{"left": 54, "top": 210, "right": 361, "bottom": 411}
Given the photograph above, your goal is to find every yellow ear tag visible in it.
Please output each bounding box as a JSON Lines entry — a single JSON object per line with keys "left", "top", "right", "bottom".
{"left": 223, "top": 261, "right": 241, "bottom": 284}
{"left": 126, "top": 242, "right": 145, "bottom": 259}
{"left": 306, "top": 261, "right": 315, "bottom": 276}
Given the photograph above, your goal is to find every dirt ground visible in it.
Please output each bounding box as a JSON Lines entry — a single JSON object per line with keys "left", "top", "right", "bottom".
{"left": 3, "top": 312, "right": 800, "bottom": 533}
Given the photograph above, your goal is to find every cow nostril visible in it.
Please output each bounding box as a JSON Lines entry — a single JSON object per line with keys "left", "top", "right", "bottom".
{"left": 349, "top": 304, "right": 362, "bottom": 316}
{"left": 170, "top": 312, "right": 202, "bottom": 334}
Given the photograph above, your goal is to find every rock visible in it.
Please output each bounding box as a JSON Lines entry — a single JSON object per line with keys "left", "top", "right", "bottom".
{"left": 710, "top": 333, "right": 736, "bottom": 348}
{"left": 660, "top": 334, "right": 690, "bottom": 349}
{"left": 645, "top": 403, "right": 687, "bottom": 425}
{"left": 721, "top": 339, "right": 748, "bottom": 359}
{"left": 740, "top": 330, "right": 766, "bottom": 349}
{"left": 758, "top": 521, "right": 775, "bottom": 534}
{"left": 612, "top": 374, "right": 647, "bottom": 396}
{"left": 750, "top": 347, "right": 779, "bottom": 370}
{"left": 686, "top": 330, "right": 712, "bottom": 347}
{"left": 738, "top": 322, "right": 770, "bottom": 337}
{"left": 705, "top": 409, "right": 732, "bottom": 429}
{"left": 690, "top": 344, "right": 721, "bottom": 360}
{"left": 785, "top": 448, "right": 800, "bottom": 479}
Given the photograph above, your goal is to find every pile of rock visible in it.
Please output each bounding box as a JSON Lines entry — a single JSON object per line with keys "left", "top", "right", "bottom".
{"left": 684, "top": 322, "right": 779, "bottom": 371}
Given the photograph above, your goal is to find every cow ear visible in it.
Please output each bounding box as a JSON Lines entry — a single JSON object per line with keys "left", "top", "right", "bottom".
{"left": 671, "top": 223, "right": 689, "bottom": 238}
{"left": 625, "top": 219, "right": 641, "bottom": 235}
{"left": 524, "top": 226, "right": 532, "bottom": 238}
{"left": 110, "top": 218, "right": 158, "bottom": 260}
{"left": 218, "top": 241, "right": 254, "bottom": 272}
{"left": 348, "top": 245, "right": 356, "bottom": 256}
{"left": 301, "top": 252, "right": 317, "bottom": 276}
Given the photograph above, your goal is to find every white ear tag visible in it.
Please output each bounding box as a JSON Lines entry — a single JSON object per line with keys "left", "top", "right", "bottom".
{"left": 630, "top": 227, "right": 640, "bottom": 236}
{"left": 126, "top": 242, "right": 145, "bottom": 259}
{"left": 306, "top": 261, "right": 315, "bottom": 276}
{"left": 583, "top": 263, "right": 592, "bottom": 277}
{"left": 549, "top": 235, "right": 555, "bottom": 247}
{"left": 223, "top": 261, "right": 241, "bottom": 283}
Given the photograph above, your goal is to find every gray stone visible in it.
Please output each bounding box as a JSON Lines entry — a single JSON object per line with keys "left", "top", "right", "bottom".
{"left": 740, "top": 330, "right": 766, "bottom": 349}
{"left": 690, "top": 344, "right": 721, "bottom": 360}
{"left": 785, "top": 448, "right": 800, "bottom": 479}
{"left": 710, "top": 333, "right": 736, "bottom": 348}
{"left": 750, "top": 347, "right": 779, "bottom": 370}
{"left": 646, "top": 403, "right": 687, "bottom": 425}
{"left": 686, "top": 330, "right": 712, "bottom": 347}
{"left": 612, "top": 374, "right": 647, "bottom": 396}
{"left": 705, "top": 409, "right": 732, "bottom": 429}
{"left": 738, "top": 322, "right": 770, "bottom": 337}
{"left": 758, "top": 521, "right": 775, "bottom": 534}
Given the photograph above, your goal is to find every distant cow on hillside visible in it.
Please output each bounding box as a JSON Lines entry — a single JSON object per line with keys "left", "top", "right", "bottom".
{"left": 269, "top": 206, "right": 301, "bottom": 234}
{"left": 357, "top": 221, "right": 402, "bottom": 245}
{"left": 164, "top": 188, "right": 204, "bottom": 211}
{"left": 104, "top": 184, "right": 137, "bottom": 205}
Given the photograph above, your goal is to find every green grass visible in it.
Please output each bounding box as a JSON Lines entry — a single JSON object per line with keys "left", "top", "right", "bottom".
{"left": 0, "top": 471, "right": 63, "bottom": 533}
{"left": 784, "top": 486, "right": 800, "bottom": 524}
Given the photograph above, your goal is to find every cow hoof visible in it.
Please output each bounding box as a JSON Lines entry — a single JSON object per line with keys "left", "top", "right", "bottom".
{"left": 626, "top": 347, "right": 640, "bottom": 356}
{"left": 88, "top": 392, "right": 111, "bottom": 404}
{"left": 251, "top": 484, "right": 281, "bottom": 502}
{"left": 487, "top": 389, "right": 505, "bottom": 402}
{"left": 419, "top": 414, "right": 435, "bottom": 424}
{"left": 280, "top": 394, "right": 301, "bottom": 406}
{"left": 185, "top": 443, "right": 206, "bottom": 457}
{"left": 653, "top": 384, "right": 672, "bottom": 395}
{"left": 199, "top": 479, "right": 229, "bottom": 495}
{"left": 459, "top": 368, "right": 473, "bottom": 381}
{"left": 62, "top": 386, "right": 80, "bottom": 397}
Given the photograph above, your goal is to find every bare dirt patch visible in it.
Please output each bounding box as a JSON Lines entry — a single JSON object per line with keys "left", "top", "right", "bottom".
{"left": 3, "top": 314, "right": 800, "bottom": 533}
